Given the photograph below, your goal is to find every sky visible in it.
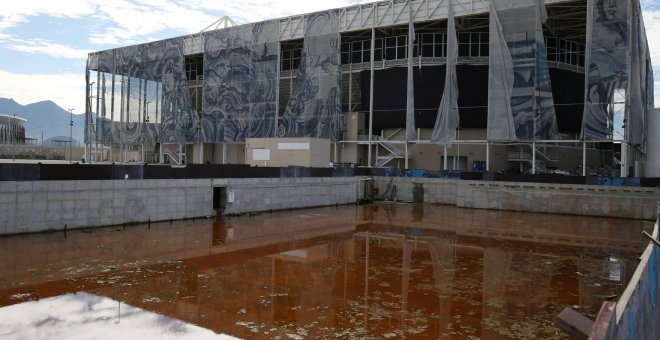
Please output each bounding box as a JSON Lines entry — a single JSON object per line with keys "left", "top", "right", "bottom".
{"left": 0, "top": 0, "right": 659, "bottom": 115}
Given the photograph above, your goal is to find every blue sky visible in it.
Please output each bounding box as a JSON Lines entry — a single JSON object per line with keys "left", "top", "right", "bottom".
{"left": 0, "top": 0, "right": 658, "bottom": 115}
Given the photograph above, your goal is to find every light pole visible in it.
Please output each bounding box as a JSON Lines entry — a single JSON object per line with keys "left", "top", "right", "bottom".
{"left": 143, "top": 101, "right": 151, "bottom": 163}
{"left": 11, "top": 114, "right": 16, "bottom": 161}
{"left": 88, "top": 82, "right": 95, "bottom": 163}
{"left": 68, "top": 108, "right": 75, "bottom": 163}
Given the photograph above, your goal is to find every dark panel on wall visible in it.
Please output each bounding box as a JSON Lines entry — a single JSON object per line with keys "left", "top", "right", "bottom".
{"left": 361, "top": 65, "right": 489, "bottom": 132}
{"left": 358, "top": 64, "right": 589, "bottom": 133}
{"left": 360, "top": 67, "right": 406, "bottom": 132}
{"left": 493, "top": 173, "right": 586, "bottom": 184}
{"left": 414, "top": 65, "right": 446, "bottom": 129}
{"left": 0, "top": 164, "right": 40, "bottom": 181}
{"left": 550, "top": 68, "right": 584, "bottom": 133}
{"left": 456, "top": 65, "right": 488, "bottom": 129}
{"left": 111, "top": 165, "right": 144, "bottom": 180}
{"left": 40, "top": 164, "right": 113, "bottom": 180}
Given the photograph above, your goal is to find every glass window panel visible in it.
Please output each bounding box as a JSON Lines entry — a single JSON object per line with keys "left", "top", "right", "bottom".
{"left": 458, "top": 44, "right": 470, "bottom": 57}
{"left": 386, "top": 37, "right": 396, "bottom": 48}
{"left": 422, "top": 44, "right": 434, "bottom": 57}
{"left": 374, "top": 49, "right": 382, "bottom": 61}
{"left": 397, "top": 46, "right": 406, "bottom": 59}
{"left": 352, "top": 51, "right": 361, "bottom": 63}
{"left": 385, "top": 46, "right": 396, "bottom": 60}
{"left": 458, "top": 33, "right": 470, "bottom": 44}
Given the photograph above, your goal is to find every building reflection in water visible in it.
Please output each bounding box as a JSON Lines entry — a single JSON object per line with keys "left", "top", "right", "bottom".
{"left": 0, "top": 203, "right": 652, "bottom": 339}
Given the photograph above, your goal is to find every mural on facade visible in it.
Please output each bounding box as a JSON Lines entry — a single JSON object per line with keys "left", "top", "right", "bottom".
{"left": 430, "top": 0, "right": 459, "bottom": 145}
{"left": 202, "top": 20, "right": 279, "bottom": 142}
{"left": 278, "top": 10, "right": 342, "bottom": 141}
{"left": 488, "top": 0, "right": 558, "bottom": 141}
{"left": 582, "top": 0, "right": 629, "bottom": 141}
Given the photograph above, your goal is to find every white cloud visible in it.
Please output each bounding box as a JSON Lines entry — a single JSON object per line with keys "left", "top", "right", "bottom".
{"left": 1, "top": 1, "right": 374, "bottom": 49}
{"left": 6, "top": 38, "right": 90, "bottom": 59}
{"left": 187, "top": 0, "right": 367, "bottom": 25}
{"left": 0, "top": 0, "right": 96, "bottom": 30}
{"left": 0, "top": 69, "right": 86, "bottom": 113}
{"left": 0, "top": 0, "right": 96, "bottom": 19}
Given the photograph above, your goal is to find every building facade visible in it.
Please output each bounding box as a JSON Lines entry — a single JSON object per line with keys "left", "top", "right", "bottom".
{"left": 0, "top": 114, "right": 26, "bottom": 145}
{"left": 85, "top": 0, "right": 654, "bottom": 176}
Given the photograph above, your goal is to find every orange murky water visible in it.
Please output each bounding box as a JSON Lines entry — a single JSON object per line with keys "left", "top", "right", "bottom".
{"left": 0, "top": 203, "right": 653, "bottom": 339}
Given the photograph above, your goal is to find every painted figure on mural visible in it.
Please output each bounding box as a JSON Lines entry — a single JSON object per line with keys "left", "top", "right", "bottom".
{"left": 202, "top": 21, "right": 279, "bottom": 143}
{"left": 161, "top": 39, "right": 194, "bottom": 144}
{"left": 279, "top": 10, "right": 342, "bottom": 140}
{"left": 583, "top": 0, "right": 628, "bottom": 140}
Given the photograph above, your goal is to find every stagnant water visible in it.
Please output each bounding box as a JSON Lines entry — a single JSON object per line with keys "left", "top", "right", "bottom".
{"left": 0, "top": 203, "right": 653, "bottom": 339}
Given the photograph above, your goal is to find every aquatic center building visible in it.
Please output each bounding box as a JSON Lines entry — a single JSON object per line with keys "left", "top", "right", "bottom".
{"left": 84, "top": 0, "right": 656, "bottom": 176}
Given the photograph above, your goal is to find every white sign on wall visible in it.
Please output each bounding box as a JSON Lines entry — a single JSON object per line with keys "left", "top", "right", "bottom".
{"left": 252, "top": 148, "right": 270, "bottom": 160}
{"left": 277, "top": 142, "right": 310, "bottom": 150}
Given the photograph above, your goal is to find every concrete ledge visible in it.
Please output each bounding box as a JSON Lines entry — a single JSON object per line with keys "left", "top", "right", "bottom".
{"left": 372, "top": 176, "right": 660, "bottom": 220}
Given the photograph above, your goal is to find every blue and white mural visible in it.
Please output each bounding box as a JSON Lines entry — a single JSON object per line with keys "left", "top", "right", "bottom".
{"left": 202, "top": 20, "right": 279, "bottom": 143}
{"left": 582, "top": 0, "right": 629, "bottom": 141}
{"left": 487, "top": 0, "right": 558, "bottom": 141}
{"left": 94, "top": 40, "right": 172, "bottom": 145}
{"left": 278, "top": 10, "right": 342, "bottom": 141}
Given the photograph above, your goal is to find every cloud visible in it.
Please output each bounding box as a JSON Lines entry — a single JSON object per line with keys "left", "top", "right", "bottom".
{"left": 187, "top": 0, "right": 367, "bottom": 25}
{"left": 0, "top": 69, "right": 86, "bottom": 113}
{"left": 2, "top": 1, "right": 373, "bottom": 49}
{"left": 6, "top": 39, "right": 91, "bottom": 59}
{"left": 0, "top": 1, "right": 96, "bottom": 30}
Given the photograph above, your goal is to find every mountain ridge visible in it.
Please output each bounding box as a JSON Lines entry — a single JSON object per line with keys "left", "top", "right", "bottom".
{"left": 0, "top": 98, "right": 85, "bottom": 143}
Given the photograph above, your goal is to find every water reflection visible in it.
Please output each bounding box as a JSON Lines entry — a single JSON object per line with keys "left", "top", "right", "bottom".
{"left": 0, "top": 292, "right": 235, "bottom": 340}
{"left": 0, "top": 203, "right": 653, "bottom": 339}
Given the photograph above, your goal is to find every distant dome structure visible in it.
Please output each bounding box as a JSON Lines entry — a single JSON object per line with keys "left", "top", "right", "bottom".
{"left": 0, "top": 114, "right": 26, "bottom": 144}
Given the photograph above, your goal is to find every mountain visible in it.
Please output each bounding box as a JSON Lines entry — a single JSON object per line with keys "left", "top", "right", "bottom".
{"left": 0, "top": 98, "right": 85, "bottom": 144}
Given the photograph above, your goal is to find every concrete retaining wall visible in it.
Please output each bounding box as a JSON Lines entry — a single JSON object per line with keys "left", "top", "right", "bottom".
{"left": 2, "top": 175, "right": 658, "bottom": 236}
{"left": 373, "top": 177, "right": 660, "bottom": 220}
{"left": 0, "top": 179, "right": 213, "bottom": 235}
{"left": 0, "top": 177, "right": 358, "bottom": 235}
{"left": 213, "top": 177, "right": 357, "bottom": 214}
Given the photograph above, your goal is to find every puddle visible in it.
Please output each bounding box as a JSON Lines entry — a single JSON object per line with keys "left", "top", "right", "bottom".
{"left": 0, "top": 203, "right": 652, "bottom": 339}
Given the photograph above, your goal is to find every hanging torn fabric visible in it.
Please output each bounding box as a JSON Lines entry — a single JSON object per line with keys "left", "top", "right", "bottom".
{"left": 487, "top": 0, "right": 558, "bottom": 141}
{"left": 406, "top": 1, "right": 417, "bottom": 141}
{"left": 430, "top": 0, "right": 459, "bottom": 146}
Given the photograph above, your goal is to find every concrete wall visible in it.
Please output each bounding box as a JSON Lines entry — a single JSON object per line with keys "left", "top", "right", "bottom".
{"left": 0, "top": 145, "right": 71, "bottom": 160}
{"left": 0, "top": 179, "right": 213, "bottom": 235}
{"left": 1, "top": 174, "right": 657, "bottom": 235}
{"left": 373, "top": 176, "right": 660, "bottom": 220}
{"left": 213, "top": 177, "right": 357, "bottom": 214}
{"left": 0, "top": 177, "right": 358, "bottom": 235}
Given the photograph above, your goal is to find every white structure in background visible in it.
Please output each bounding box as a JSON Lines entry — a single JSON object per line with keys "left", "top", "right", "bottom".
{"left": 0, "top": 114, "right": 26, "bottom": 145}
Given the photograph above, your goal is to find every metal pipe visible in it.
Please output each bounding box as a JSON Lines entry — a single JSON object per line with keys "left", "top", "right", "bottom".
{"left": 532, "top": 141, "right": 536, "bottom": 174}
{"left": 368, "top": 28, "right": 375, "bottom": 167}
{"left": 68, "top": 108, "right": 74, "bottom": 163}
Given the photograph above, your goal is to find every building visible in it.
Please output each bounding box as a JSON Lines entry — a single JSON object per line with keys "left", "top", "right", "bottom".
{"left": 84, "top": 0, "right": 655, "bottom": 176}
{"left": 0, "top": 114, "right": 26, "bottom": 145}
